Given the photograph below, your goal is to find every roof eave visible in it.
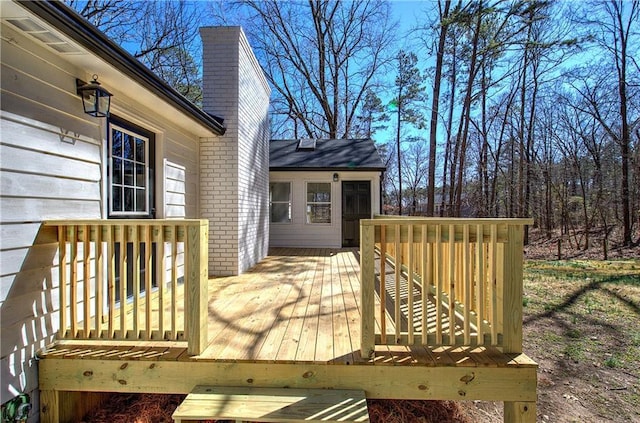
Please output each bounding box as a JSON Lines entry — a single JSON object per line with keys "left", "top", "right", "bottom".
{"left": 269, "top": 167, "right": 386, "bottom": 172}
{"left": 17, "top": 0, "right": 225, "bottom": 136}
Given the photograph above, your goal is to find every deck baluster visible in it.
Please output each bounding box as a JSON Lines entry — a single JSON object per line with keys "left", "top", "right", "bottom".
{"left": 45, "top": 219, "right": 209, "bottom": 349}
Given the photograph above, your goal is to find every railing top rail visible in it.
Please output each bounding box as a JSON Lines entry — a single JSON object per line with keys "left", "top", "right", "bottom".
{"left": 366, "top": 216, "right": 534, "bottom": 226}
{"left": 44, "top": 219, "right": 208, "bottom": 227}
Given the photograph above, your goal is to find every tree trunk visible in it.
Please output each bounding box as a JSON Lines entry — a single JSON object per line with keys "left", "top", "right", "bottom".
{"left": 427, "top": 0, "right": 451, "bottom": 216}
{"left": 453, "top": 2, "right": 482, "bottom": 216}
{"left": 396, "top": 89, "right": 403, "bottom": 215}
{"left": 440, "top": 38, "right": 457, "bottom": 217}
{"left": 616, "top": 5, "right": 632, "bottom": 246}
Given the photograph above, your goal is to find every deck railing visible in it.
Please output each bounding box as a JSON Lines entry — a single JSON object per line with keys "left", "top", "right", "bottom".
{"left": 45, "top": 219, "right": 209, "bottom": 355}
{"left": 360, "top": 217, "right": 533, "bottom": 359}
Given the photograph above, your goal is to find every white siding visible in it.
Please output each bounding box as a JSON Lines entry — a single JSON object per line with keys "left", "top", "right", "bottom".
{"left": 269, "top": 170, "right": 382, "bottom": 248}
{"left": 0, "top": 18, "right": 209, "bottom": 413}
{"left": 1, "top": 25, "right": 103, "bottom": 406}
{"left": 164, "top": 159, "right": 187, "bottom": 218}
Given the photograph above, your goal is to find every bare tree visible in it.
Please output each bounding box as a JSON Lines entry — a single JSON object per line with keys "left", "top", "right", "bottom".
{"left": 217, "top": 0, "right": 397, "bottom": 139}
{"left": 66, "top": 0, "right": 205, "bottom": 104}
{"left": 402, "top": 139, "right": 430, "bottom": 215}
{"left": 391, "top": 50, "right": 427, "bottom": 215}
{"left": 574, "top": 0, "right": 639, "bottom": 246}
{"left": 424, "top": 0, "right": 453, "bottom": 216}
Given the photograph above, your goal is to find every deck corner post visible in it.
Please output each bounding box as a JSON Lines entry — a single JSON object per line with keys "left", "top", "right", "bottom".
{"left": 186, "top": 220, "right": 210, "bottom": 355}
{"left": 504, "top": 400, "right": 537, "bottom": 423}
{"left": 501, "top": 224, "right": 524, "bottom": 354}
{"left": 360, "top": 220, "right": 376, "bottom": 360}
{"left": 40, "top": 390, "right": 60, "bottom": 423}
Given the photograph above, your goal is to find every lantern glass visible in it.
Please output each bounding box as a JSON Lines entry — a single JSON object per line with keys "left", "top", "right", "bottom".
{"left": 77, "top": 76, "right": 112, "bottom": 117}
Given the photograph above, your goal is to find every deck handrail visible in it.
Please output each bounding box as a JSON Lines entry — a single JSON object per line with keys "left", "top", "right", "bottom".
{"left": 44, "top": 219, "right": 209, "bottom": 355}
{"left": 360, "top": 217, "right": 533, "bottom": 359}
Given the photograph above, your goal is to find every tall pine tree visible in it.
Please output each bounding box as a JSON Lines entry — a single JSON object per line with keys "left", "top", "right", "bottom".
{"left": 392, "top": 51, "right": 426, "bottom": 215}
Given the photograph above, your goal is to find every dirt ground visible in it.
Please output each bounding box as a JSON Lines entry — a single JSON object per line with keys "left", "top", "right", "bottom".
{"left": 83, "top": 230, "right": 640, "bottom": 423}
{"left": 458, "top": 230, "right": 640, "bottom": 423}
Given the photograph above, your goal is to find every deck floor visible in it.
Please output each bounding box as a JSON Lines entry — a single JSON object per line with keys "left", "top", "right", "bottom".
{"left": 40, "top": 248, "right": 536, "bottom": 370}
{"left": 199, "top": 248, "right": 363, "bottom": 364}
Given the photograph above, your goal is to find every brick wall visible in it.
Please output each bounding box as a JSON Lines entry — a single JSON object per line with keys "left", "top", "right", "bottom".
{"left": 200, "top": 27, "right": 271, "bottom": 275}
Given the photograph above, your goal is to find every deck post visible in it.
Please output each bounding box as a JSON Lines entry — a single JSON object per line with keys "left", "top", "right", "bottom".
{"left": 501, "top": 224, "right": 524, "bottom": 354}
{"left": 501, "top": 223, "right": 536, "bottom": 423}
{"left": 40, "top": 390, "right": 59, "bottom": 423}
{"left": 504, "top": 401, "right": 537, "bottom": 423}
{"left": 186, "top": 220, "right": 209, "bottom": 355}
{"left": 360, "top": 221, "right": 375, "bottom": 360}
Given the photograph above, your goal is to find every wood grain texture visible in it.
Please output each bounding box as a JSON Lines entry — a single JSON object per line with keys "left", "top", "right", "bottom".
{"left": 38, "top": 356, "right": 537, "bottom": 402}
{"left": 172, "top": 386, "right": 369, "bottom": 422}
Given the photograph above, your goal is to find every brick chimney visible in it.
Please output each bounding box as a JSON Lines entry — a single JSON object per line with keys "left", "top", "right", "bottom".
{"left": 199, "top": 27, "right": 271, "bottom": 275}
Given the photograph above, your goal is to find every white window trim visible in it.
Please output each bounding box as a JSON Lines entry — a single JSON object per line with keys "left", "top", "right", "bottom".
{"left": 270, "top": 181, "right": 292, "bottom": 224}
{"left": 305, "top": 181, "right": 332, "bottom": 225}
{"left": 108, "top": 123, "right": 150, "bottom": 217}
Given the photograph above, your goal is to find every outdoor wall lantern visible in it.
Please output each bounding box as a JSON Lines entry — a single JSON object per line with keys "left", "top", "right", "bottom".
{"left": 76, "top": 74, "right": 112, "bottom": 117}
{"left": 333, "top": 173, "right": 339, "bottom": 182}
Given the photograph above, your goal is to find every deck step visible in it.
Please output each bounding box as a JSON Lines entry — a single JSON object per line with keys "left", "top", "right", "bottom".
{"left": 172, "top": 386, "right": 370, "bottom": 423}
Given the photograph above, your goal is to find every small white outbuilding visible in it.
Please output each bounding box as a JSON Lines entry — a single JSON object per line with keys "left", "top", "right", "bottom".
{"left": 269, "top": 138, "right": 386, "bottom": 248}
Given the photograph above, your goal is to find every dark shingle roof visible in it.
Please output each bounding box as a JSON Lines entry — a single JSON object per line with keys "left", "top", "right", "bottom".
{"left": 270, "top": 139, "right": 386, "bottom": 171}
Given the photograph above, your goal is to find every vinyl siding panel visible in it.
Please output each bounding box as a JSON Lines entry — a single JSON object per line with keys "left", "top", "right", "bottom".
{"left": 0, "top": 112, "right": 100, "bottom": 407}
{"left": 0, "top": 17, "right": 209, "bottom": 412}
{"left": 164, "top": 160, "right": 187, "bottom": 218}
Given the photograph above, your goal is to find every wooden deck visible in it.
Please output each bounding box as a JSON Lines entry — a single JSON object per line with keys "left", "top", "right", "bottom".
{"left": 200, "top": 248, "right": 363, "bottom": 364}
{"left": 39, "top": 248, "right": 536, "bottom": 366}
{"left": 38, "top": 247, "right": 537, "bottom": 422}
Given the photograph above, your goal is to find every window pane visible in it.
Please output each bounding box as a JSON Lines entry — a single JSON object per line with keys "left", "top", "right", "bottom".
{"left": 124, "top": 187, "right": 134, "bottom": 211}
{"left": 136, "top": 164, "right": 146, "bottom": 187}
{"left": 124, "top": 161, "right": 134, "bottom": 186}
{"left": 112, "top": 186, "right": 122, "bottom": 212}
{"left": 135, "top": 137, "right": 145, "bottom": 162}
{"left": 112, "top": 130, "right": 122, "bottom": 157}
{"left": 113, "top": 158, "right": 122, "bottom": 184}
{"left": 271, "top": 203, "right": 291, "bottom": 223}
{"left": 307, "top": 183, "right": 331, "bottom": 202}
{"left": 307, "top": 204, "right": 331, "bottom": 224}
{"left": 136, "top": 188, "right": 146, "bottom": 212}
{"left": 270, "top": 182, "right": 290, "bottom": 202}
{"left": 124, "top": 134, "right": 135, "bottom": 160}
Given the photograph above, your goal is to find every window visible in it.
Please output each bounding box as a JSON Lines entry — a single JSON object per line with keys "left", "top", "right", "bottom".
{"left": 306, "top": 182, "right": 331, "bottom": 224}
{"left": 270, "top": 182, "right": 291, "bottom": 223}
{"left": 108, "top": 117, "right": 155, "bottom": 218}
{"left": 107, "top": 116, "right": 157, "bottom": 303}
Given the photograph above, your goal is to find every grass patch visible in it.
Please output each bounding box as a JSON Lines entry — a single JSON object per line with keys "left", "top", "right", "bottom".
{"left": 565, "top": 328, "right": 581, "bottom": 339}
{"left": 524, "top": 258, "right": 640, "bottom": 368}
{"left": 522, "top": 257, "right": 640, "bottom": 421}
{"left": 564, "top": 342, "right": 585, "bottom": 362}
{"left": 604, "top": 354, "right": 623, "bottom": 368}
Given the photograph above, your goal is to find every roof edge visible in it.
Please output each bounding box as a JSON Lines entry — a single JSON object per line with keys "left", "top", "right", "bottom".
{"left": 18, "top": 0, "right": 225, "bottom": 136}
{"left": 270, "top": 167, "right": 386, "bottom": 172}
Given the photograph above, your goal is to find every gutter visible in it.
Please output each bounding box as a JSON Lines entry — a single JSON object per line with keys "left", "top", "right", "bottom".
{"left": 269, "top": 167, "right": 387, "bottom": 172}
{"left": 17, "top": 0, "right": 226, "bottom": 136}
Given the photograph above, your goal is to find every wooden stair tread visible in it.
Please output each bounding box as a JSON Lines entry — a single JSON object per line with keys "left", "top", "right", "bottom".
{"left": 172, "top": 386, "right": 370, "bottom": 422}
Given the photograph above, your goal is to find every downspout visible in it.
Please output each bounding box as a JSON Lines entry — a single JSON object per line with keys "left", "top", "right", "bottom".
{"left": 379, "top": 170, "right": 384, "bottom": 215}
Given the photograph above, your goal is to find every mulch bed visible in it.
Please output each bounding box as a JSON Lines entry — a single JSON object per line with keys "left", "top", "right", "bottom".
{"left": 82, "top": 393, "right": 469, "bottom": 423}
